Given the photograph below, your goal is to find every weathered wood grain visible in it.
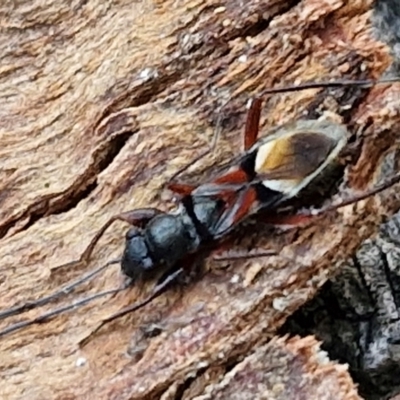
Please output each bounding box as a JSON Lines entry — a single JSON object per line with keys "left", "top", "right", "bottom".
{"left": 1, "top": 0, "right": 399, "bottom": 399}
{"left": 189, "top": 336, "right": 361, "bottom": 400}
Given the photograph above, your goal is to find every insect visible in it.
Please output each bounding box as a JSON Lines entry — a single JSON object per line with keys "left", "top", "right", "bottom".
{"left": 1, "top": 76, "right": 399, "bottom": 341}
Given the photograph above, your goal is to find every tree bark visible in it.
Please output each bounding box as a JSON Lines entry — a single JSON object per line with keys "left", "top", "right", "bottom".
{"left": 1, "top": 1, "right": 400, "bottom": 399}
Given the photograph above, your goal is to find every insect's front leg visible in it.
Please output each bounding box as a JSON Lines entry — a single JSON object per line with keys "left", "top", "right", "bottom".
{"left": 75, "top": 208, "right": 165, "bottom": 267}
{"left": 79, "top": 266, "right": 185, "bottom": 347}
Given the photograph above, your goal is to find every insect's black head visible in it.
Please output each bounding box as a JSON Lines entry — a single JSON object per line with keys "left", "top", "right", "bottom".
{"left": 121, "top": 214, "right": 196, "bottom": 282}
{"left": 121, "top": 227, "right": 154, "bottom": 281}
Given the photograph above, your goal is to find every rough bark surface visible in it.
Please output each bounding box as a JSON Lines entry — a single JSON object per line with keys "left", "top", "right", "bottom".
{"left": 282, "top": 215, "right": 400, "bottom": 400}
{"left": 1, "top": 1, "right": 400, "bottom": 399}
{"left": 186, "top": 336, "right": 361, "bottom": 400}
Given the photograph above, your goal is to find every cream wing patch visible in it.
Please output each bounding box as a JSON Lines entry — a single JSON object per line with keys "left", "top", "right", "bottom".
{"left": 261, "top": 178, "right": 301, "bottom": 195}
{"left": 255, "top": 136, "right": 302, "bottom": 195}
{"left": 255, "top": 137, "right": 293, "bottom": 173}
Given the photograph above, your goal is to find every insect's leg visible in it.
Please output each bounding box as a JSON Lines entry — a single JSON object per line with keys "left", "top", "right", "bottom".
{"left": 213, "top": 187, "right": 258, "bottom": 238}
{"left": 167, "top": 97, "right": 233, "bottom": 185}
{"left": 73, "top": 208, "right": 164, "bottom": 267}
{"left": 79, "top": 267, "right": 184, "bottom": 347}
{"left": 183, "top": 98, "right": 261, "bottom": 196}
{"left": 167, "top": 97, "right": 261, "bottom": 190}
{"left": 258, "top": 173, "right": 400, "bottom": 226}
{"left": 168, "top": 149, "right": 213, "bottom": 185}
{"left": 311, "top": 172, "right": 400, "bottom": 216}
{"left": 213, "top": 248, "right": 277, "bottom": 261}
{"left": 53, "top": 208, "right": 165, "bottom": 288}
{"left": 0, "top": 281, "right": 132, "bottom": 338}
{"left": 167, "top": 182, "right": 197, "bottom": 196}
{"left": 244, "top": 98, "right": 262, "bottom": 150}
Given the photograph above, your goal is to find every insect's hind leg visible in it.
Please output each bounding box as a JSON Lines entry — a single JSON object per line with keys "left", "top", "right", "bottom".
{"left": 311, "top": 173, "right": 400, "bottom": 216}
{"left": 258, "top": 172, "right": 400, "bottom": 227}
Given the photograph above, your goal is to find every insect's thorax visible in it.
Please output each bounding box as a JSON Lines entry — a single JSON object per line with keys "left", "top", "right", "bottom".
{"left": 180, "top": 195, "right": 226, "bottom": 242}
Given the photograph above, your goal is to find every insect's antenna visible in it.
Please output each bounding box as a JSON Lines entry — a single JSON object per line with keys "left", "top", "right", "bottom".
{"left": 79, "top": 267, "right": 184, "bottom": 347}
{"left": 0, "top": 282, "right": 131, "bottom": 338}
{"left": 0, "top": 258, "right": 121, "bottom": 321}
{"left": 260, "top": 76, "right": 400, "bottom": 97}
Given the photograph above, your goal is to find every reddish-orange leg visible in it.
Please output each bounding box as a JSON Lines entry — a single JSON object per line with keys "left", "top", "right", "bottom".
{"left": 243, "top": 98, "right": 262, "bottom": 150}
{"left": 258, "top": 171, "right": 400, "bottom": 228}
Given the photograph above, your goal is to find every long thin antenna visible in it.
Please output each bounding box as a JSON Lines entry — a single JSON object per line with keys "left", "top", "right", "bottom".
{"left": 0, "top": 258, "right": 121, "bottom": 320}
{"left": 0, "top": 283, "right": 130, "bottom": 337}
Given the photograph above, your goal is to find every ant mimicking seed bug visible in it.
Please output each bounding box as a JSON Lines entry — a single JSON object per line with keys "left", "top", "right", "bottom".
{"left": 1, "top": 76, "right": 400, "bottom": 343}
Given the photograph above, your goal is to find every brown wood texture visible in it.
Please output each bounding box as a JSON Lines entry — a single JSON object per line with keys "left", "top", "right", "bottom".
{"left": 188, "top": 336, "right": 361, "bottom": 400}
{"left": 1, "top": 0, "right": 400, "bottom": 399}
